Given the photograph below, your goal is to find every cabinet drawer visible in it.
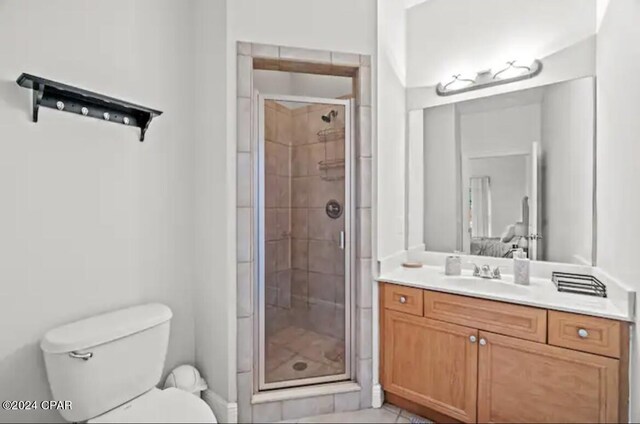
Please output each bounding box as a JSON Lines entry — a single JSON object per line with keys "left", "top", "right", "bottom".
{"left": 424, "top": 291, "right": 547, "bottom": 342}
{"left": 548, "top": 310, "right": 622, "bottom": 358}
{"left": 383, "top": 283, "right": 424, "bottom": 316}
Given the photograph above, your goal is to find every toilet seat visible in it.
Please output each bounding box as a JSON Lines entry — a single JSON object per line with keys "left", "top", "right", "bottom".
{"left": 89, "top": 388, "right": 216, "bottom": 423}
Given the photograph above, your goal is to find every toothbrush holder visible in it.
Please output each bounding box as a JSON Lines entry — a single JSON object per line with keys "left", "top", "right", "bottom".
{"left": 445, "top": 256, "right": 462, "bottom": 276}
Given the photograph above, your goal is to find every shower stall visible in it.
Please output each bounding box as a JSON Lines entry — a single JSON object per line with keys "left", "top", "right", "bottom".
{"left": 257, "top": 94, "right": 354, "bottom": 390}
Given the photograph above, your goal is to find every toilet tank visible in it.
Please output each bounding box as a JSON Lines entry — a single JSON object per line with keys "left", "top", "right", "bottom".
{"left": 41, "top": 304, "right": 172, "bottom": 423}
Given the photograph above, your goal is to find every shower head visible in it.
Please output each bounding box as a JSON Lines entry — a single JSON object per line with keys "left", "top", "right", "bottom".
{"left": 322, "top": 110, "right": 338, "bottom": 123}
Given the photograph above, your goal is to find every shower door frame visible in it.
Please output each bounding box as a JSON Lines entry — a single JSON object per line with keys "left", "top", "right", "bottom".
{"left": 256, "top": 93, "right": 356, "bottom": 391}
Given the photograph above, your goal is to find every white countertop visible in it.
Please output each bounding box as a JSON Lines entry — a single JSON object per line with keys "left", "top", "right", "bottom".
{"left": 378, "top": 265, "right": 634, "bottom": 322}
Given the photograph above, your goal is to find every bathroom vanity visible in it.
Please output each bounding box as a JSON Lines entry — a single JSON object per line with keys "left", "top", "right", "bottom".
{"left": 378, "top": 273, "right": 631, "bottom": 423}
{"left": 385, "top": 69, "right": 637, "bottom": 422}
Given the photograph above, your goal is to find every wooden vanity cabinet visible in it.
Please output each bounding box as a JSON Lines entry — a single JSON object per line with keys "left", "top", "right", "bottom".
{"left": 477, "top": 331, "right": 619, "bottom": 423}
{"left": 380, "top": 282, "right": 629, "bottom": 424}
{"left": 382, "top": 310, "right": 478, "bottom": 422}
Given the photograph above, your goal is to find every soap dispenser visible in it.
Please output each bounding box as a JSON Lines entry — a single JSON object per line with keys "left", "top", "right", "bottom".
{"left": 513, "top": 249, "right": 530, "bottom": 286}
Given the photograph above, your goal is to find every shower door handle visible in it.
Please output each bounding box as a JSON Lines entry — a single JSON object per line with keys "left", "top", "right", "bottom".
{"left": 339, "top": 231, "right": 345, "bottom": 250}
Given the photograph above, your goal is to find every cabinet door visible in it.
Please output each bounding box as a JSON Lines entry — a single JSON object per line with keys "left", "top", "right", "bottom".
{"left": 383, "top": 310, "right": 478, "bottom": 423}
{"left": 478, "top": 331, "right": 619, "bottom": 423}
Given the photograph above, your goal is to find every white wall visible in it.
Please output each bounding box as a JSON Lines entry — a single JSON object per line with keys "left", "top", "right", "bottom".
{"left": 460, "top": 102, "right": 541, "bottom": 157}
{"left": 541, "top": 78, "right": 594, "bottom": 265}
{"left": 596, "top": 0, "right": 611, "bottom": 30}
{"left": 405, "top": 0, "right": 598, "bottom": 111}
{"left": 407, "top": 35, "right": 597, "bottom": 111}
{"left": 227, "top": 0, "right": 376, "bottom": 55}
{"left": 377, "top": 0, "right": 407, "bottom": 259}
{"left": 406, "top": 0, "right": 596, "bottom": 88}
{"left": 596, "top": 0, "right": 640, "bottom": 419}
{"left": 467, "top": 155, "right": 529, "bottom": 238}
{"left": 0, "top": 1, "right": 196, "bottom": 422}
{"left": 253, "top": 70, "right": 353, "bottom": 100}
{"left": 192, "top": 0, "right": 236, "bottom": 407}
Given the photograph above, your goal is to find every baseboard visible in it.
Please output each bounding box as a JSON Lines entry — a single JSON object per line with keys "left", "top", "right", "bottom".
{"left": 202, "top": 389, "right": 238, "bottom": 423}
{"left": 372, "top": 384, "right": 384, "bottom": 408}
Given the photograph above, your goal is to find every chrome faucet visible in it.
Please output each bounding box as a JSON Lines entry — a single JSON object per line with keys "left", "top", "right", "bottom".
{"left": 472, "top": 264, "right": 502, "bottom": 280}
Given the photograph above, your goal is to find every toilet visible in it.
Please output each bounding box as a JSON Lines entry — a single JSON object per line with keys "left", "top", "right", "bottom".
{"left": 40, "top": 303, "right": 216, "bottom": 423}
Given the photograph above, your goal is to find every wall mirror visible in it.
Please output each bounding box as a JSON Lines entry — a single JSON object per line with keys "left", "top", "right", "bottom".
{"left": 413, "top": 76, "right": 595, "bottom": 264}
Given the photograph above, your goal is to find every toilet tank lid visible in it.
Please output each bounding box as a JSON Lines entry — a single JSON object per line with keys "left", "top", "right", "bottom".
{"left": 41, "top": 303, "right": 172, "bottom": 354}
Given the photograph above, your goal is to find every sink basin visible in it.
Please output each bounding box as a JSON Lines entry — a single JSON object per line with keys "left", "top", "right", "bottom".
{"left": 443, "top": 275, "right": 530, "bottom": 296}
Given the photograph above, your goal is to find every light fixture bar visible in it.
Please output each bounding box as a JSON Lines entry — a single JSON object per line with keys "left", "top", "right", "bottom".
{"left": 436, "top": 59, "right": 543, "bottom": 97}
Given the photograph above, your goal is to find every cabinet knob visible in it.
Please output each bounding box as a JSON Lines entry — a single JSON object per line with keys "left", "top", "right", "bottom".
{"left": 479, "top": 338, "right": 487, "bottom": 346}
{"left": 399, "top": 296, "right": 407, "bottom": 304}
{"left": 469, "top": 335, "right": 477, "bottom": 343}
{"left": 577, "top": 328, "right": 589, "bottom": 338}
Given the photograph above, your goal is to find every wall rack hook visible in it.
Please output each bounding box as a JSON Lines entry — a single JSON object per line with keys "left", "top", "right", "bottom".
{"left": 16, "top": 73, "right": 163, "bottom": 142}
{"left": 32, "top": 83, "right": 44, "bottom": 123}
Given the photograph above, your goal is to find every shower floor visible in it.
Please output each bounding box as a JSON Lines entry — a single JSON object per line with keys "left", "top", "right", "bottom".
{"left": 265, "top": 305, "right": 346, "bottom": 383}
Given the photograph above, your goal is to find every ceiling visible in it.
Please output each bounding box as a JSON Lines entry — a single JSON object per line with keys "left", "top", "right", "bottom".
{"left": 404, "top": 0, "right": 431, "bottom": 9}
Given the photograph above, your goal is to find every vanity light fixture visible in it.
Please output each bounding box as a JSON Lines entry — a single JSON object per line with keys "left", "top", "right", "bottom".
{"left": 436, "top": 59, "right": 542, "bottom": 96}
{"left": 493, "top": 59, "right": 536, "bottom": 80}
{"left": 440, "top": 73, "right": 477, "bottom": 92}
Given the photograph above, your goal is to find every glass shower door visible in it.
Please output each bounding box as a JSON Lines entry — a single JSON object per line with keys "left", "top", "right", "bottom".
{"left": 257, "top": 94, "right": 353, "bottom": 390}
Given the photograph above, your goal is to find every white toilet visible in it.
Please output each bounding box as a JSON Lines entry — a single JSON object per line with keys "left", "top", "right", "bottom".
{"left": 41, "top": 303, "right": 216, "bottom": 423}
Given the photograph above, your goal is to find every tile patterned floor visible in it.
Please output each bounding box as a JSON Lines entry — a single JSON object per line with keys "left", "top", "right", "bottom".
{"left": 278, "top": 404, "right": 432, "bottom": 423}
{"left": 266, "top": 325, "right": 345, "bottom": 383}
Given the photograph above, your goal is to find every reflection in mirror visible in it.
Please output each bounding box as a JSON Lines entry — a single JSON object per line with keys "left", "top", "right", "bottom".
{"left": 465, "top": 152, "right": 534, "bottom": 259}
{"left": 422, "top": 77, "right": 595, "bottom": 264}
{"left": 468, "top": 176, "right": 492, "bottom": 238}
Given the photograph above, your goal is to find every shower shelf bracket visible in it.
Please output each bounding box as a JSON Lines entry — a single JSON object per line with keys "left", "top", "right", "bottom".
{"left": 318, "top": 158, "right": 345, "bottom": 170}
{"left": 16, "top": 73, "right": 163, "bottom": 142}
{"left": 317, "top": 127, "right": 345, "bottom": 143}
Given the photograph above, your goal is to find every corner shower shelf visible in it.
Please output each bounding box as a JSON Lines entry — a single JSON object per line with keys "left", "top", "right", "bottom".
{"left": 318, "top": 158, "right": 345, "bottom": 181}
{"left": 317, "top": 127, "right": 345, "bottom": 143}
{"left": 318, "top": 158, "right": 345, "bottom": 170}
{"left": 16, "top": 73, "right": 163, "bottom": 142}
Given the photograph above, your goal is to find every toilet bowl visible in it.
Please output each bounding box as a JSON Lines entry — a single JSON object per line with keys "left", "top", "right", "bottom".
{"left": 40, "top": 303, "right": 216, "bottom": 423}
{"left": 89, "top": 388, "right": 214, "bottom": 423}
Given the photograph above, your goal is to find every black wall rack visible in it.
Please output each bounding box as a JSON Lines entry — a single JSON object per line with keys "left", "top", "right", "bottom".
{"left": 16, "top": 73, "right": 163, "bottom": 142}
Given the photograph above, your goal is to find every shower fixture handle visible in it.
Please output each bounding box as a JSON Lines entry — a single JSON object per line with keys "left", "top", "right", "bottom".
{"left": 339, "top": 231, "right": 345, "bottom": 250}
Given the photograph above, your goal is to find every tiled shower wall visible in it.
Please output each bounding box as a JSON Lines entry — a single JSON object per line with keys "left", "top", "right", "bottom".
{"left": 264, "top": 100, "right": 348, "bottom": 321}
{"left": 291, "top": 104, "right": 347, "bottom": 340}
{"left": 264, "top": 101, "right": 293, "bottom": 309}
